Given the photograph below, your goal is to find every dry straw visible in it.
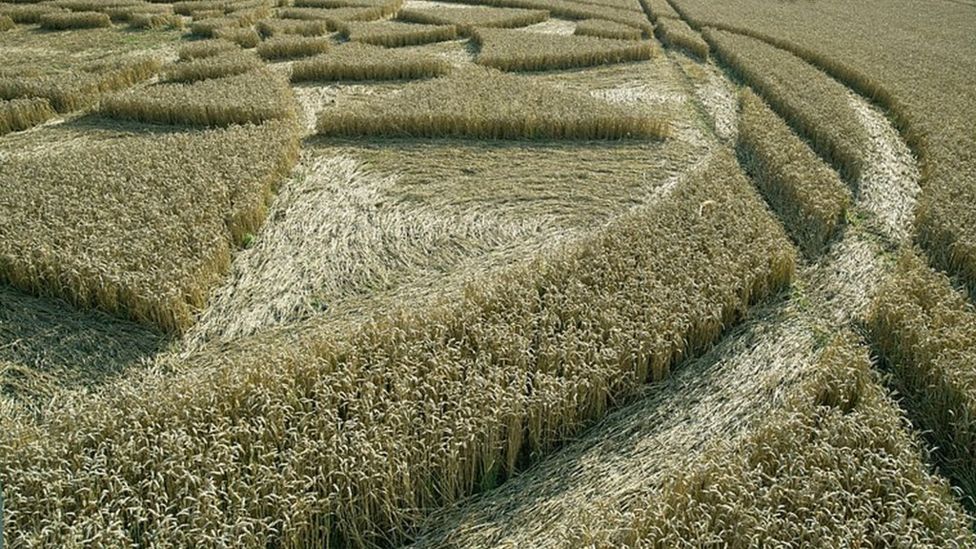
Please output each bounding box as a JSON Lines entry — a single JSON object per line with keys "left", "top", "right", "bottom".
{"left": 339, "top": 20, "right": 458, "bottom": 47}
{"left": 102, "top": 3, "right": 173, "bottom": 23}
{"left": 162, "top": 50, "right": 262, "bottom": 82}
{"left": 178, "top": 38, "right": 241, "bottom": 60}
{"left": 0, "top": 4, "right": 65, "bottom": 24}
{"left": 0, "top": 151, "right": 794, "bottom": 546}
{"left": 189, "top": 8, "right": 224, "bottom": 19}
{"left": 654, "top": 16, "right": 708, "bottom": 59}
{"left": 423, "top": 0, "right": 652, "bottom": 34}
{"left": 0, "top": 57, "right": 161, "bottom": 112}
{"left": 294, "top": 0, "right": 403, "bottom": 16}
{"left": 0, "top": 119, "right": 300, "bottom": 335}
{"left": 0, "top": 98, "right": 55, "bottom": 135}
{"left": 737, "top": 89, "right": 851, "bottom": 257}
{"left": 637, "top": 0, "right": 679, "bottom": 21}
{"left": 574, "top": 18, "right": 643, "bottom": 40}
{"left": 703, "top": 28, "right": 869, "bottom": 183}
{"left": 278, "top": 4, "right": 399, "bottom": 29}
{"left": 573, "top": 0, "right": 642, "bottom": 13}
{"left": 128, "top": 12, "right": 184, "bottom": 28}
{"left": 0, "top": 14, "right": 14, "bottom": 30}
{"left": 101, "top": 69, "right": 297, "bottom": 126}
{"left": 317, "top": 66, "right": 669, "bottom": 139}
{"left": 290, "top": 42, "right": 450, "bottom": 81}
{"left": 256, "top": 18, "right": 329, "bottom": 36}
{"left": 473, "top": 27, "right": 653, "bottom": 71}
{"left": 174, "top": 0, "right": 227, "bottom": 15}
{"left": 174, "top": 0, "right": 273, "bottom": 15}
{"left": 257, "top": 35, "right": 331, "bottom": 59}
{"left": 396, "top": 6, "right": 549, "bottom": 35}
{"left": 295, "top": 0, "right": 398, "bottom": 7}
{"left": 189, "top": 5, "right": 269, "bottom": 35}
{"left": 869, "top": 252, "right": 976, "bottom": 505}
{"left": 38, "top": 10, "right": 112, "bottom": 29}
{"left": 213, "top": 26, "right": 261, "bottom": 47}
{"left": 610, "top": 336, "right": 976, "bottom": 546}
{"left": 48, "top": 0, "right": 140, "bottom": 11}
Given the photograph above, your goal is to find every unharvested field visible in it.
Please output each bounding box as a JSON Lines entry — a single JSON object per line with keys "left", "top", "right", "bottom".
{"left": 472, "top": 27, "right": 654, "bottom": 72}
{"left": 317, "top": 67, "right": 667, "bottom": 139}
{"left": 737, "top": 89, "right": 850, "bottom": 257}
{"left": 2, "top": 0, "right": 976, "bottom": 545}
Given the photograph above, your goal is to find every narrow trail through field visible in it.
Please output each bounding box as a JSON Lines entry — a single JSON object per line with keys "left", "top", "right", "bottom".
{"left": 406, "top": 43, "right": 923, "bottom": 548}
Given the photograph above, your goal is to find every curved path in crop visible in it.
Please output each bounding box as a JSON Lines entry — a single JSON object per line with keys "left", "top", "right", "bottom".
{"left": 405, "top": 26, "right": 923, "bottom": 548}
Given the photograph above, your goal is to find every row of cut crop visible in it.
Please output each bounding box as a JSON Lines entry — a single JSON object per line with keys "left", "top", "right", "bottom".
{"left": 101, "top": 69, "right": 296, "bottom": 126}
{"left": 737, "top": 89, "right": 851, "bottom": 257}
{"left": 473, "top": 27, "right": 653, "bottom": 72}
{"left": 704, "top": 28, "right": 870, "bottom": 183}
{"left": 869, "top": 252, "right": 976, "bottom": 506}
{"left": 317, "top": 66, "right": 668, "bottom": 139}
{"left": 290, "top": 42, "right": 450, "bottom": 81}
{"left": 0, "top": 56, "right": 160, "bottom": 112}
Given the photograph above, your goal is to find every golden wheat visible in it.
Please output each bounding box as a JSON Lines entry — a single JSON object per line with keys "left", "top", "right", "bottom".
{"left": 48, "top": 0, "right": 140, "bottom": 11}
{"left": 38, "top": 10, "right": 112, "bottom": 29}
{"left": 213, "top": 26, "right": 261, "bottom": 47}
{"left": 473, "top": 27, "right": 653, "bottom": 71}
{"left": 318, "top": 66, "right": 668, "bottom": 139}
{"left": 704, "top": 28, "right": 869, "bottom": 183}
{"left": 869, "top": 252, "right": 976, "bottom": 505}
{"left": 737, "top": 89, "right": 851, "bottom": 257}
{"left": 339, "top": 20, "right": 458, "bottom": 47}
{"left": 654, "top": 16, "right": 707, "bottom": 59}
{"left": 397, "top": 6, "right": 549, "bottom": 35}
{"left": 0, "top": 98, "right": 55, "bottom": 135}
{"left": 574, "top": 18, "right": 642, "bottom": 40}
{"left": 427, "top": 0, "right": 652, "bottom": 33}
{"left": 256, "top": 17, "right": 329, "bottom": 36}
{"left": 0, "top": 57, "right": 161, "bottom": 112}
{"left": 257, "top": 35, "right": 331, "bottom": 59}
{"left": 295, "top": 0, "right": 396, "bottom": 7}
{"left": 174, "top": 0, "right": 272, "bottom": 15}
{"left": 572, "top": 0, "right": 642, "bottom": 13}
{"left": 610, "top": 336, "right": 976, "bottom": 546}
{"left": 128, "top": 12, "right": 184, "bottom": 28}
{"left": 0, "top": 119, "right": 300, "bottom": 335}
{"left": 174, "top": 0, "right": 227, "bottom": 15}
{"left": 0, "top": 4, "right": 65, "bottom": 24}
{"left": 101, "top": 69, "right": 296, "bottom": 126}
{"left": 0, "top": 150, "right": 794, "bottom": 546}
{"left": 637, "top": 0, "right": 677, "bottom": 21}
{"left": 295, "top": 0, "right": 403, "bottom": 15}
{"left": 189, "top": 8, "right": 224, "bottom": 19}
{"left": 162, "top": 50, "right": 262, "bottom": 82}
{"left": 665, "top": 0, "right": 976, "bottom": 292}
{"left": 102, "top": 3, "right": 174, "bottom": 22}
{"left": 290, "top": 42, "right": 450, "bottom": 81}
{"left": 178, "top": 38, "right": 241, "bottom": 60}
{"left": 278, "top": 4, "right": 397, "bottom": 28}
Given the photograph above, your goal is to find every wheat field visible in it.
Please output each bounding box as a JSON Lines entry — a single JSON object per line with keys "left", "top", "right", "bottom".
{"left": 2, "top": 0, "right": 975, "bottom": 546}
